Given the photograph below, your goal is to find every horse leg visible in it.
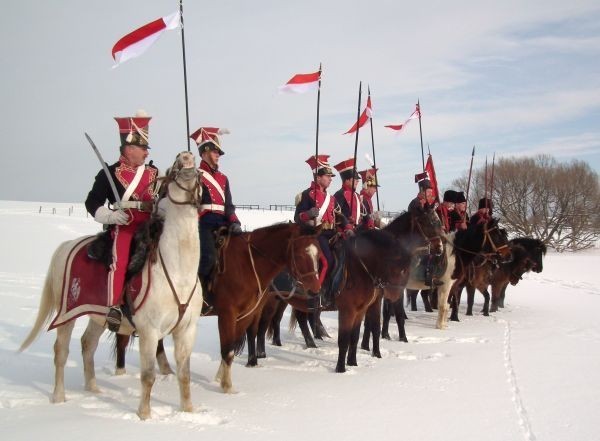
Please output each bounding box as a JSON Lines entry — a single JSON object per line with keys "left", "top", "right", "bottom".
{"left": 295, "top": 310, "right": 317, "bottom": 348}
{"left": 172, "top": 325, "right": 197, "bottom": 413}
{"left": 81, "top": 319, "right": 104, "bottom": 393}
{"left": 137, "top": 330, "right": 159, "bottom": 419}
{"left": 429, "top": 287, "right": 438, "bottom": 309}
{"left": 336, "top": 310, "right": 353, "bottom": 373}
{"left": 407, "top": 289, "right": 419, "bottom": 311}
{"left": 115, "top": 333, "right": 130, "bottom": 375}
{"left": 156, "top": 338, "right": 174, "bottom": 375}
{"left": 270, "top": 300, "right": 287, "bottom": 346}
{"left": 360, "top": 313, "right": 372, "bottom": 351}
{"left": 490, "top": 281, "right": 503, "bottom": 313}
{"left": 257, "top": 313, "right": 269, "bottom": 358}
{"left": 421, "top": 289, "right": 433, "bottom": 312}
{"left": 246, "top": 322, "right": 259, "bottom": 367}
{"left": 216, "top": 316, "right": 236, "bottom": 393}
{"left": 436, "top": 283, "right": 453, "bottom": 330}
{"left": 368, "top": 294, "right": 383, "bottom": 358}
{"left": 346, "top": 321, "right": 362, "bottom": 367}
{"left": 381, "top": 298, "right": 391, "bottom": 340}
{"left": 394, "top": 295, "right": 408, "bottom": 342}
{"left": 52, "top": 321, "right": 75, "bottom": 403}
{"left": 466, "top": 285, "right": 475, "bottom": 316}
{"left": 481, "top": 289, "right": 490, "bottom": 316}
{"left": 314, "top": 313, "right": 331, "bottom": 339}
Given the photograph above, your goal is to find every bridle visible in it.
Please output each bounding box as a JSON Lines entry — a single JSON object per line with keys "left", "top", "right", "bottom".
{"left": 161, "top": 167, "right": 202, "bottom": 207}
{"left": 411, "top": 212, "right": 444, "bottom": 257}
{"left": 481, "top": 223, "right": 510, "bottom": 257}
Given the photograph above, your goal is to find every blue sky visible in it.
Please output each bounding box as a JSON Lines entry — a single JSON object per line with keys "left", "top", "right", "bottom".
{"left": 1, "top": 0, "right": 598, "bottom": 211}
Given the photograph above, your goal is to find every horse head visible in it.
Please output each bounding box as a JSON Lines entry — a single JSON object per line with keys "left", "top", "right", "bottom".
{"left": 511, "top": 237, "right": 547, "bottom": 273}
{"left": 384, "top": 208, "right": 444, "bottom": 256}
{"left": 481, "top": 218, "right": 511, "bottom": 263}
{"left": 269, "top": 223, "right": 321, "bottom": 295}
{"left": 162, "top": 152, "right": 202, "bottom": 207}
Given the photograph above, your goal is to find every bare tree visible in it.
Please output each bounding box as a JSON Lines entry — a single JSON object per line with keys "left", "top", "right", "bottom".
{"left": 451, "top": 155, "right": 600, "bottom": 251}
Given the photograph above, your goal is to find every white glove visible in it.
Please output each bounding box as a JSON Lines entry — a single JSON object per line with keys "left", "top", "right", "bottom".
{"left": 94, "top": 206, "right": 129, "bottom": 225}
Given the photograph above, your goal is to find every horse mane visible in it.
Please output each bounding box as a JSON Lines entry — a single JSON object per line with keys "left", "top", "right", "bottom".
{"left": 249, "top": 221, "right": 317, "bottom": 239}
{"left": 383, "top": 211, "right": 411, "bottom": 236}
{"left": 510, "top": 237, "right": 547, "bottom": 255}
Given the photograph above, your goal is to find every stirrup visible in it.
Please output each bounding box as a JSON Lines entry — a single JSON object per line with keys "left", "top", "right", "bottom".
{"left": 106, "top": 306, "right": 122, "bottom": 332}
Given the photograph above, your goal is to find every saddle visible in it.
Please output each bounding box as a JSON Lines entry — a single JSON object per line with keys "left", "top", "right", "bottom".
{"left": 86, "top": 215, "right": 164, "bottom": 280}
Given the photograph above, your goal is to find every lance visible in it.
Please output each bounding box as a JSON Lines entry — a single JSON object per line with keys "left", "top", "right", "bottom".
{"left": 490, "top": 152, "right": 496, "bottom": 209}
{"left": 484, "top": 156, "right": 489, "bottom": 209}
{"left": 350, "top": 81, "right": 362, "bottom": 222}
{"left": 179, "top": 0, "right": 191, "bottom": 151}
{"left": 85, "top": 133, "right": 121, "bottom": 208}
{"left": 465, "top": 145, "right": 475, "bottom": 209}
{"left": 313, "top": 63, "right": 322, "bottom": 190}
{"left": 417, "top": 99, "right": 425, "bottom": 171}
{"left": 367, "top": 85, "right": 380, "bottom": 211}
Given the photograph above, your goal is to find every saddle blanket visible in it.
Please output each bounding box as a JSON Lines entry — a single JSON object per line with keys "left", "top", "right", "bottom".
{"left": 49, "top": 236, "right": 151, "bottom": 330}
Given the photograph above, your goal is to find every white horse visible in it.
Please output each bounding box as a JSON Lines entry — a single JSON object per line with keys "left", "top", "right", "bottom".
{"left": 19, "top": 151, "right": 202, "bottom": 420}
{"left": 405, "top": 232, "right": 456, "bottom": 329}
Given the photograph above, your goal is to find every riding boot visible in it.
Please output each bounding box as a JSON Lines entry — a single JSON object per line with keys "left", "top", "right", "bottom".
{"left": 200, "top": 276, "right": 214, "bottom": 315}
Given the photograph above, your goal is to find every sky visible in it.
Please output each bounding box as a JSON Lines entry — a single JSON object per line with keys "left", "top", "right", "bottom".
{"left": 1, "top": 0, "right": 599, "bottom": 212}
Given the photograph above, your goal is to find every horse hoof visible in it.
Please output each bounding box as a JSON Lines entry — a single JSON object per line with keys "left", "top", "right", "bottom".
{"left": 257, "top": 352, "right": 266, "bottom": 359}
{"left": 115, "top": 367, "right": 127, "bottom": 376}
{"left": 245, "top": 361, "right": 258, "bottom": 368}
{"left": 181, "top": 403, "right": 194, "bottom": 413}
{"left": 450, "top": 316, "right": 460, "bottom": 322}
{"left": 483, "top": 312, "right": 490, "bottom": 317}
{"left": 465, "top": 312, "right": 473, "bottom": 316}
{"left": 85, "top": 385, "right": 101, "bottom": 394}
{"left": 400, "top": 336, "right": 408, "bottom": 343}
{"left": 50, "top": 394, "right": 65, "bottom": 404}
{"left": 159, "top": 367, "right": 175, "bottom": 376}
{"left": 335, "top": 366, "right": 346, "bottom": 373}
{"left": 425, "top": 308, "right": 433, "bottom": 313}
{"left": 373, "top": 351, "right": 382, "bottom": 359}
{"left": 382, "top": 334, "right": 391, "bottom": 340}
{"left": 137, "top": 409, "right": 151, "bottom": 420}
{"left": 360, "top": 344, "right": 370, "bottom": 351}
{"left": 272, "top": 339, "right": 282, "bottom": 346}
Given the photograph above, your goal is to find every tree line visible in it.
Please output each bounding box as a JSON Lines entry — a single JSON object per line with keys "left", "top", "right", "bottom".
{"left": 452, "top": 155, "right": 599, "bottom": 252}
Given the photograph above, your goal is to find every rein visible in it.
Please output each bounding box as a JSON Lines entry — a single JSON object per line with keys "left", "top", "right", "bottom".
{"left": 158, "top": 249, "right": 199, "bottom": 334}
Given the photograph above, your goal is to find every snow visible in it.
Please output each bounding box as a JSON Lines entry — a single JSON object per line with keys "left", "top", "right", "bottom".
{"left": 1, "top": 200, "right": 599, "bottom": 441}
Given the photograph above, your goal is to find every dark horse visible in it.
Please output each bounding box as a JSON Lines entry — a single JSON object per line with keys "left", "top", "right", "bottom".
{"left": 489, "top": 237, "right": 547, "bottom": 312}
{"left": 115, "top": 222, "right": 322, "bottom": 393}
{"left": 361, "top": 208, "right": 445, "bottom": 349}
{"left": 447, "top": 218, "right": 512, "bottom": 320}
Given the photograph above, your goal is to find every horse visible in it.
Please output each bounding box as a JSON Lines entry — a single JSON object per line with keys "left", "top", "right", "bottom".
{"left": 114, "top": 223, "right": 322, "bottom": 381}
{"left": 19, "top": 152, "right": 203, "bottom": 420}
{"left": 360, "top": 208, "right": 445, "bottom": 349}
{"left": 447, "top": 218, "right": 512, "bottom": 321}
{"left": 486, "top": 237, "right": 546, "bottom": 312}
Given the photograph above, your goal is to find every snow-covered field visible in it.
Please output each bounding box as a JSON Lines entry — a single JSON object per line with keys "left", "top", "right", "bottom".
{"left": 1, "top": 200, "right": 598, "bottom": 441}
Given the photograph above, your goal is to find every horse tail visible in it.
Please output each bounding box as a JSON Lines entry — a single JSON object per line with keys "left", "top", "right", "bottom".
{"left": 233, "top": 333, "right": 246, "bottom": 356}
{"left": 19, "top": 267, "right": 57, "bottom": 351}
{"left": 288, "top": 309, "right": 298, "bottom": 332}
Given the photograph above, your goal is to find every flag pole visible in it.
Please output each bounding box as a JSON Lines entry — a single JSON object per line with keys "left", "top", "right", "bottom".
{"left": 465, "top": 146, "right": 475, "bottom": 201}
{"left": 350, "top": 81, "right": 362, "bottom": 221}
{"left": 179, "top": 0, "right": 191, "bottom": 151}
{"left": 367, "top": 86, "right": 380, "bottom": 211}
{"left": 417, "top": 99, "right": 425, "bottom": 171}
{"left": 490, "top": 152, "right": 496, "bottom": 209}
{"left": 484, "top": 156, "right": 489, "bottom": 209}
{"left": 314, "top": 63, "right": 322, "bottom": 189}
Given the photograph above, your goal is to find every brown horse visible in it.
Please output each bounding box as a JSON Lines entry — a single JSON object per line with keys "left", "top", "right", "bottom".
{"left": 448, "top": 218, "right": 512, "bottom": 320}
{"left": 115, "top": 222, "right": 321, "bottom": 391}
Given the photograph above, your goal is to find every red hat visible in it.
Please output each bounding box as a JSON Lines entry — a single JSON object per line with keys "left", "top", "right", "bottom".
{"left": 114, "top": 110, "right": 151, "bottom": 148}
{"left": 190, "top": 127, "right": 229, "bottom": 155}
{"left": 334, "top": 158, "right": 360, "bottom": 181}
{"left": 306, "top": 154, "right": 335, "bottom": 176}
{"left": 358, "top": 168, "right": 380, "bottom": 187}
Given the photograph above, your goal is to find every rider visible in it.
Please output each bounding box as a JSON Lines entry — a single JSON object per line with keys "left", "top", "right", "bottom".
{"left": 190, "top": 127, "right": 242, "bottom": 295}
{"left": 408, "top": 174, "right": 443, "bottom": 287}
{"left": 295, "top": 155, "right": 346, "bottom": 305}
{"left": 470, "top": 197, "right": 493, "bottom": 226}
{"left": 333, "top": 158, "right": 362, "bottom": 236}
{"left": 437, "top": 190, "right": 457, "bottom": 233}
{"left": 358, "top": 168, "right": 379, "bottom": 230}
{"left": 85, "top": 110, "right": 159, "bottom": 332}
{"left": 449, "top": 191, "right": 469, "bottom": 231}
